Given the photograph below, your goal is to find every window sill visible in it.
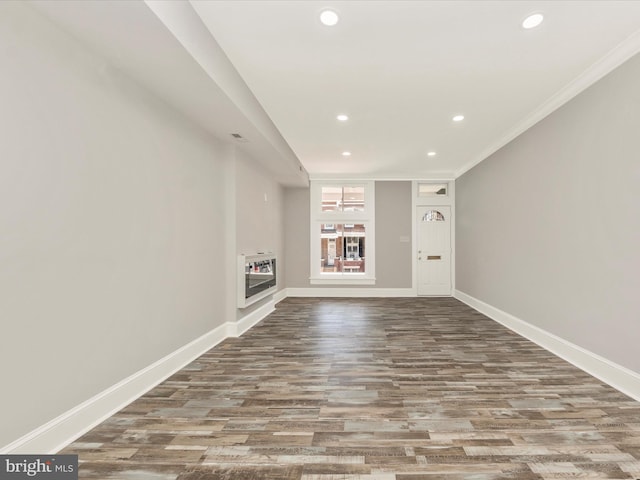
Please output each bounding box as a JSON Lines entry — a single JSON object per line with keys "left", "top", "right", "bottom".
{"left": 310, "top": 276, "right": 376, "bottom": 286}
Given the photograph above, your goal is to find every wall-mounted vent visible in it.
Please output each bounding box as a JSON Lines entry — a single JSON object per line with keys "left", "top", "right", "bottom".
{"left": 230, "top": 133, "right": 249, "bottom": 143}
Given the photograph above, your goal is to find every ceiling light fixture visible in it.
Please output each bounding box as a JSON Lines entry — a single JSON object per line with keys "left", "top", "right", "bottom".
{"left": 342, "top": 151, "right": 351, "bottom": 157}
{"left": 336, "top": 114, "right": 349, "bottom": 122}
{"left": 522, "top": 13, "right": 544, "bottom": 29}
{"left": 320, "top": 9, "right": 339, "bottom": 26}
{"left": 427, "top": 151, "right": 437, "bottom": 157}
{"left": 452, "top": 115, "right": 465, "bottom": 122}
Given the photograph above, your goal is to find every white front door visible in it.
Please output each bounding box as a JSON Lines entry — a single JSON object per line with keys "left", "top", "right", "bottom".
{"left": 417, "top": 206, "right": 451, "bottom": 296}
{"left": 327, "top": 238, "right": 336, "bottom": 266}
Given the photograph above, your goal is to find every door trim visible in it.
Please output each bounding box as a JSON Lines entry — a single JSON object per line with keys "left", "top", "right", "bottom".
{"left": 417, "top": 205, "right": 452, "bottom": 296}
{"left": 412, "top": 181, "right": 455, "bottom": 296}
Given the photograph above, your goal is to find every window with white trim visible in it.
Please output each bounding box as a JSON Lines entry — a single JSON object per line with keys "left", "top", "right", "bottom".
{"left": 418, "top": 183, "right": 448, "bottom": 197}
{"left": 310, "top": 181, "right": 375, "bottom": 284}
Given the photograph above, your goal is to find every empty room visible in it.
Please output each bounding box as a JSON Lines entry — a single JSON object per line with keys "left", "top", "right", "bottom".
{"left": 1, "top": 1, "right": 640, "bottom": 479}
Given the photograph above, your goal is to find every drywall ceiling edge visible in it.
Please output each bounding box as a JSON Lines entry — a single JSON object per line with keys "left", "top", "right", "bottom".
{"left": 145, "top": 0, "right": 308, "bottom": 186}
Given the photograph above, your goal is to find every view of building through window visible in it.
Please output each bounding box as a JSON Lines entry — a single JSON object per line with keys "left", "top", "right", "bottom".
{"left": 320, "top": 223, "right": 366, "bottom": 273}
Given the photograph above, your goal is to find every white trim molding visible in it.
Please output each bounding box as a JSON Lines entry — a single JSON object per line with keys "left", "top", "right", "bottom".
{"left": 286, "top": 287, "right": 416, "bottom": 298}
{"left": 273, "top": 288, "right": 287, "bottom": 304}
{"left": 412, "top": 180, "right": 456, "bottom": 296}
{"left": 310, "top": 173, "right": 456, "bottom": 182}
{"left": 309, "top": 180, "right": 376, "bottom": 285}
{"left": 310, "top": 277, "right": 376, "bottom": 286}
{"left": 228, "top": 298, "right": 276, "bottom": 337}
{"left": 1, "top": 300, "right": 280, "bottom": 455}
{"left": 1, "top": 323, "right": 229, "bottom": 454}
{"left": 9, "top": 287, "right": 639, "bottom": 456}
{"left": 455, "top": 29, "right": 640, "bottom": 178}
{"left": 454, "top": 289, "right": 640, "bottom": 402}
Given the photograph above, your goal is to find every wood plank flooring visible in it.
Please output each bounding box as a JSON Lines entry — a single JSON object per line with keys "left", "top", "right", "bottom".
{"left": 62, "top": 297, "right": 640, "bottom": 479}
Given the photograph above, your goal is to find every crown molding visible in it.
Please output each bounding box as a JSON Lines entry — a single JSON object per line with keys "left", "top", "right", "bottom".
{"left": 308, "top": 172, "right": 456, "bottom": 182}
{"left": 455, "top": 29, "right": 640, "bottom": 179}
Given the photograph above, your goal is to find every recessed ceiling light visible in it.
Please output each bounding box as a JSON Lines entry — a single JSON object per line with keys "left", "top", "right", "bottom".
{"left": 336, "top": 114, "right": 349, "bottom": 122}
{"left": 522, "top": 13, "right": 544, "bottom": 29}
{"left": 342, "top": 151, "right": 351, "bottom": 157}
{"left": 452, "top": 115, "right": 465, "bottom": 122}
{"left": 320, "top": 9, "right": 339, "bottom": 26}
{"left": 427, "top": 151, "right": 437, "bottom": 157}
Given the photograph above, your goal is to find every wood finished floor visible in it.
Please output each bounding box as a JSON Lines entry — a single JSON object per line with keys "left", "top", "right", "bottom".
{"left": 63, "top": 297, "right": 640, "bottom": 479}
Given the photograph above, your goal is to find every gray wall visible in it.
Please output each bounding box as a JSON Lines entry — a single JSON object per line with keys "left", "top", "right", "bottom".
{"left": 0, "top": 2, "right": 286, "bottom": 448}
{"left": 284, "top": 181, "right": 412, "bottom": 289}
{"left": 456, "top": 53, "right": 640, "bottom": 373}
{"left": 374, "top": 181, "right": 412, "bottom": 288}
{"left": 235, "top": 150, "right": 286, "bottom": 319}
{"left": 283, "top": 187, "right": 311, "bottom": 288}
{"left": 236, "top": 151, "right": 285, "bottom": 266}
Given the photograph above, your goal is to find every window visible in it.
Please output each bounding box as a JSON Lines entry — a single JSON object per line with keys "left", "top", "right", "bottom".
{"left": 322, "top": 186, "right": 365, "bottom": 212}
{"left": 418, "top": 183, "right": 447, "bottom": 197}
{"left": 320, "top": 224, "right": 366, "bottom": 272}
{"left": 311, "top": 182, "right": 375, "bottom": 284}
{"left": 422, "top": 210, "right": 445, "bottom": 222}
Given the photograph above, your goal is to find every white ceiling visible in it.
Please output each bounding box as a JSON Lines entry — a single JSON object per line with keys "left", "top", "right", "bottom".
{"left": 191, "top": 0, "right": 640, "bottom": 179}
{"left": 28, "top": 1, "right": 640, "bottom": 184}
{"left": 29, "top": 0, "right": 310, "bottom": 186}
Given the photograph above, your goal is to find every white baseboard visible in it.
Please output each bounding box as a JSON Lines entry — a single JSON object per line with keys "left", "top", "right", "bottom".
{"left": 286, "top": 287, "right": 416, "bottom": 297}
{"left": 2, "top": 301, "right": 279, "bottom": 455}
{"left": 11, "top": 288, "right": 637, "bottom": 455}
{"left": 1, "top": 322, "right": 230, "bottom": 454}
{"left": 230, "top": 298, "right": 276, "bottom": 337}
{"left": 454, "top": 289, "right": 640, "bottom": 402}
{"left": 273, "top": 288, "right": 287, "bottom": 304}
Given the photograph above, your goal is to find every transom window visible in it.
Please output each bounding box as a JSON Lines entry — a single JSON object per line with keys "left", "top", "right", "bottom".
{"left": 322, "top": 186, "right": 364, "bottom": 212}
{"left": 422, "top": 210, "right": 445, "bottom": 222}
{"left": 418, "top": 183, "right": 448, "bottom": 197}
{"left": 322, "top": 186, "right": 365, "bottom": 212}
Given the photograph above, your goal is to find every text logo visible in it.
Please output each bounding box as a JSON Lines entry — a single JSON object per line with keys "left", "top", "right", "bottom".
{"left": 0, "top": 456, "right": 77, "bottom": 480}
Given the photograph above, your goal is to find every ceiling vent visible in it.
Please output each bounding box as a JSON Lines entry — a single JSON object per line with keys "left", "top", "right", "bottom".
{"left": 230, "top": 133, "right": 249, "bottom": 143}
